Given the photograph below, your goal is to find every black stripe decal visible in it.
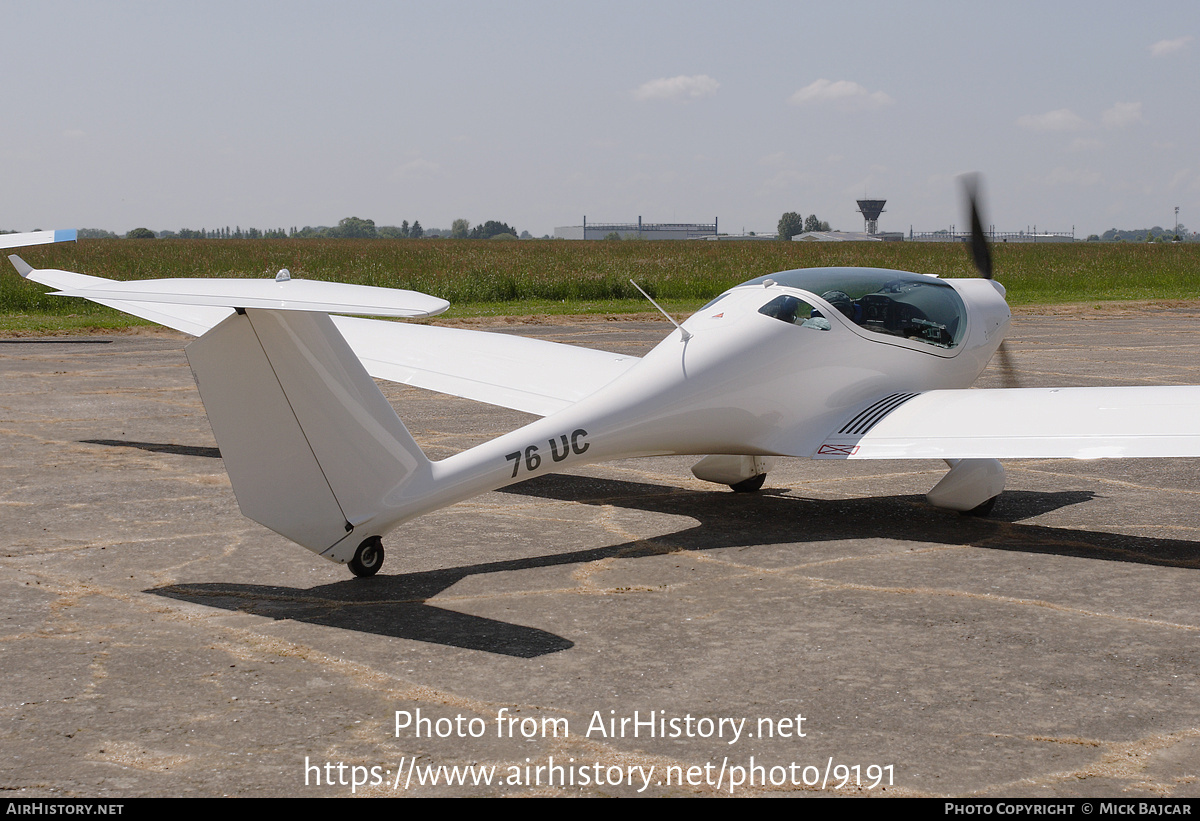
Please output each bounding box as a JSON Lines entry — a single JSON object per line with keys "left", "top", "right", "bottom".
{"left": 839, "top": 393, "right": 920, "bottom": 435}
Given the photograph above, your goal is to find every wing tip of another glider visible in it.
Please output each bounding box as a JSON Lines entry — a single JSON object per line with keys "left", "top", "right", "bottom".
{"left": 0, "top": 229, "right": 78, "bottom": 251}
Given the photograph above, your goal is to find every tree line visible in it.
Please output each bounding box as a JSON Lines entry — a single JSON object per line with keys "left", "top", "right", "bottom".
{"left": 1094, "top": 226, "right": 1196, "bottom": 243}
{"left": 77, "top": 216, "right": 531, "bottom": 240}
{"left": 777, "top": 212, "right": 831, "bottom": 240}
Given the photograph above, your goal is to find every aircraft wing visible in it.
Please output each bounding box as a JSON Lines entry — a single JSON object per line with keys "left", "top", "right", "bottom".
{"left": 813, "top": 386, "right": 1200, "bottom": 460}
{"left": 0, "top": 229, "right": 77, "bottom": 250}
{"left": 8, "top": 255, "right": 639, "bottom": 416}
{"left": 332, "top": 317, "right": 638, "bottom": 416}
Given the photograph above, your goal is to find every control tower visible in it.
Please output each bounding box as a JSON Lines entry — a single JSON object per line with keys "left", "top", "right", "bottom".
{"left": 857, "top": 199, "right": 886, "bottom": 234}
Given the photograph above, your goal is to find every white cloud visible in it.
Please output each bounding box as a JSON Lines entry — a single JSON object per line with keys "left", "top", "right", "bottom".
{"left": 1169, "top": 168, "right": 1193, "bottom": 190}
{"left": 1016, "top": 109, "right": 1088, "bottom": 132}
{"left": 1150, "top": 35, "right": 1193, "bottom": 57}
{"left": 1045, "top": 166, "right": 1101, "bottom": 186}
{"left": 1102, "top": 101, "right": 1142, "bottom": 128}
{"left": 1070, "top": 137, "right": 1103, "bottom": 152}
{"left": 756, "top": 152, "right": 808, "bottom": 191}
{"left": 924, "top": 172, "right": 957, "bottom": 190}
{"left": 392, "top": 157, "right": 440, "bottom": 179}
{"left": 632, "top": 74, "right": 719, "bottom": 102}
{"left": 788, "top": 79, "right": 893, "bottom": 109}
{"left": 843, "top": 176, "right": 887, "bottom": 199}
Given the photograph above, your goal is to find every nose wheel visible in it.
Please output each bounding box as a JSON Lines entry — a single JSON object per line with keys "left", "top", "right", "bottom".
{"left": 349, "top": 536, "right": 385, "bottom": 577}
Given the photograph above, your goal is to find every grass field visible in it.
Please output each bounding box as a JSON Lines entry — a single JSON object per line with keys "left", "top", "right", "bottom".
{"left": 3, "top": 238, "right": 1200, "bottom": 332}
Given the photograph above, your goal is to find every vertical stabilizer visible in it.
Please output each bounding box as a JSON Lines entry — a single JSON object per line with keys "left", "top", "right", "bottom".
{"left": 185, "top": 309, "right": 431, "bottom": 559}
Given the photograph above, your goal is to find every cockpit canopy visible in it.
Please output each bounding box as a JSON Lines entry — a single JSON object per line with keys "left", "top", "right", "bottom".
{"left": 746, "top": 268, "right": 968, "bottom": 349}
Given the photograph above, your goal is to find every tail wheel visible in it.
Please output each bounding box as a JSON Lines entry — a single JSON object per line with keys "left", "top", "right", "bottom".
{"left": 349, "top": 536, "right": 385, "bottom": 577}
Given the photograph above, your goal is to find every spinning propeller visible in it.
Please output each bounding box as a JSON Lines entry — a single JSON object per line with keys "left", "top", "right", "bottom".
{"left": 963, "top": 173, "right": 1018, "bottom": 388}
{"left": 963, "top": 173, "right": 993, "bottom": 281}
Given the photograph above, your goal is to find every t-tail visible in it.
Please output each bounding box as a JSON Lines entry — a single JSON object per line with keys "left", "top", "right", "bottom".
{"left": 26, "top": 270, "right": 454, "bottom": 576}
{"left": 186, "top": 308, "right": 435, "bottom": 575}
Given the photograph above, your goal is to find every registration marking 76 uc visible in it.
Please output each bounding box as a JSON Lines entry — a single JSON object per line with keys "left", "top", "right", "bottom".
{"left": 505, "top": 429, "right": 589, "bottom": 478}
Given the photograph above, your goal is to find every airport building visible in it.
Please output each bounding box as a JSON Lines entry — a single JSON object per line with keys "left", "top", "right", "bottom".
{"left": 908, "top": 229, "right": 1075, "bottom": 243}
{"left": 860, "top": 194, "right": 1074, "bottom": 242}
{"left": 554, "top": 217, "right": 718, "bottom": 240}
{"left": 793, "top": 230, "right": 888, "bottom": 242}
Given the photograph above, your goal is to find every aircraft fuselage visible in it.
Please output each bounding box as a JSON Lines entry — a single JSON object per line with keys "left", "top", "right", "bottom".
{"left": 354, "top": 269, "right": 1012, "bottom": 555}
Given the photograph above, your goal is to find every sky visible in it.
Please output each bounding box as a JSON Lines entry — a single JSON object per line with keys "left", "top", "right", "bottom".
{"left": 2, "top": 1, "right": 1197, "bottom": 238}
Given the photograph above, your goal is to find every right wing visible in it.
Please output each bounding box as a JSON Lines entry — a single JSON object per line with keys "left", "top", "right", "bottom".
{"left": 9, "top": 256, "right": 639, "bottom": 416}
{"left": 813, "top": 386, "right": 1200, "bottom": 460}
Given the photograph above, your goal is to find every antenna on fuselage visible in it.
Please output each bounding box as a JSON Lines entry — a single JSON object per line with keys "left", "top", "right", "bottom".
{"left": 630, "top": 279, "right": 692, "bottom": 341}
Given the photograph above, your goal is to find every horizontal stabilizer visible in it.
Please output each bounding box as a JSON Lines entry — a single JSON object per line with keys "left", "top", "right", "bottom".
{"left": 8, "top": 256, "right": 637, "bottom": 412}
{"left": 52, "top": 277, "right": 450, "bottom": 318}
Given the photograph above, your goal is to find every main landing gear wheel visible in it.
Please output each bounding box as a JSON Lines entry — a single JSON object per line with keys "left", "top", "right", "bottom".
{"left": 349, "top": 536, "right": 385, "bottom": 577}
{"left": 962, "top": 496, "right": 999, "bottom": 517}
{"left": 730, "top": 473, "right": 767, "bottom": 493}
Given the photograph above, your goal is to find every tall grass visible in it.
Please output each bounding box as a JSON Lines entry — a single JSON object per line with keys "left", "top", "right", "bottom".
{"left": 3, "top": 239, "right": 1199, "bottom": 330}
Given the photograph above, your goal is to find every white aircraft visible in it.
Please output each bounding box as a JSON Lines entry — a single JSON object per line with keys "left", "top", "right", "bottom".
{"left": 8, "top": 192, "right": 1200, "bottom": 576}
{"left": 0, "top": 228, "right": 77, "bottom": 250}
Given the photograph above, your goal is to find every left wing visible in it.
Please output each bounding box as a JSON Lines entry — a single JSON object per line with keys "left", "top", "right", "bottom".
{"left": 814, "top": 387, "right": 1200, "bottom": 460}
{"left": 333, "top": 317, "right": 638, "bottom": 416}
{"left": 0, "top": 229, "right": 76, "bottom": 250}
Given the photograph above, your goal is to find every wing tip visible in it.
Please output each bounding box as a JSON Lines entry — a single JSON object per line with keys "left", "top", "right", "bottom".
{"left": 8, "top": 254, "right": 33, "bottom": 278}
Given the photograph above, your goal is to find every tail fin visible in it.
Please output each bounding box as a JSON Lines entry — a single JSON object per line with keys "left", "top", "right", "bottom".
{"left": 185, "top": 308, "right": 431, "bottom": 561}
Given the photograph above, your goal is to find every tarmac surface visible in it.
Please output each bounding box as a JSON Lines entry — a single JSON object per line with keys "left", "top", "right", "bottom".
{"left": 4, "top": 310, "right": 1200, "bottom": 797}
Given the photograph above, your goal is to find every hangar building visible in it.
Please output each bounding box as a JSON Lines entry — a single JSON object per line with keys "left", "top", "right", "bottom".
{"left": 555, "top": 217, "right": 717, "bottom": 240}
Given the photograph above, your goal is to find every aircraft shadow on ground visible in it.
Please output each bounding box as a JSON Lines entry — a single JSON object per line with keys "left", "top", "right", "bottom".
{"left": 82, "top": 439, "right": 222, "bottom": 459}
{"left": 0, "top": 338, "right": 112, "bottom": 345}
{"left": 150, "top": 472, "right": 1200, "bottom": 658}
